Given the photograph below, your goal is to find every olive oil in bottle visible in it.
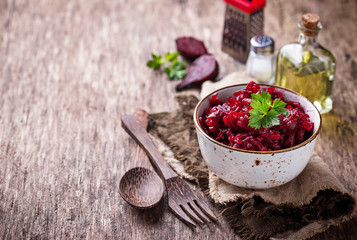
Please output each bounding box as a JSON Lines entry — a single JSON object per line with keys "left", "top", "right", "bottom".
{"left": 275, "top": 13, "right": 336, "bottom": 114}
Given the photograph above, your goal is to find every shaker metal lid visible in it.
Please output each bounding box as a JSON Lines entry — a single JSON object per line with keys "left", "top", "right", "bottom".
{"left": 250, "top": 35, "right": 274, "bottom": 55}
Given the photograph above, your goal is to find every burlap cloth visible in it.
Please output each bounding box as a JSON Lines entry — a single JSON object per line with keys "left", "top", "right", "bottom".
{"left": 148, "top": 72, "right": 357, "bottom": 240}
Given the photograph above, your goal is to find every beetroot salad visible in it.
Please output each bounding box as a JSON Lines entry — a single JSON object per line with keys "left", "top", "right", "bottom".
{"left": 199, "top": 81, "right": 314, "bottom": 151}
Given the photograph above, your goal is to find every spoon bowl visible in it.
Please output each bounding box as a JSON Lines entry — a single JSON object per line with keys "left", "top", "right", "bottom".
{"left": 120, "top": 109, "right": 165, "bottom": 209}
{"left": 119, "top": 166, "right": 164, "bottom": 209}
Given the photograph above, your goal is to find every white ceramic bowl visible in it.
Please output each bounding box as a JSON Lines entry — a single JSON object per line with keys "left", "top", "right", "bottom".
{"left": 194, "top": 84, "right": 321, "bottom": 189}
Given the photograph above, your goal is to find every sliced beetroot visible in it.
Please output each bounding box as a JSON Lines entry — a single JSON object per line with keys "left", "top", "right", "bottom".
{"left": 176, "top": 54, "right": 219, "bottom": 91}
{"left": 176, "top": 37, "right": 208, "bottom": 60}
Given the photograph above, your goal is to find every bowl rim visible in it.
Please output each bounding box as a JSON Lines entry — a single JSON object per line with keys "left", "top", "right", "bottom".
{"left": 193, "top": 83, "right": 322, "bottom": 154}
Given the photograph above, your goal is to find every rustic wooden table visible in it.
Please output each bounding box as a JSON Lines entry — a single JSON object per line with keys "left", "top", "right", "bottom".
{"left": 0, "top": 0, "right": 356, "bottom": 239}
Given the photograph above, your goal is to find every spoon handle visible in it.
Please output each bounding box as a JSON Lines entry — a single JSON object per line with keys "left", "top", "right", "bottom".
{"left": 130, "top": 109, "right": 151, "bottom": 168}
{"left": 121, "top": 115, "right": 178, "bottom": 180}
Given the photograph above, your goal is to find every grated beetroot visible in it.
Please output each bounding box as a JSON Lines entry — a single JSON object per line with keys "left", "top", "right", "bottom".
{"left": 199, "top": 81, "right": 314, "bottom": 151}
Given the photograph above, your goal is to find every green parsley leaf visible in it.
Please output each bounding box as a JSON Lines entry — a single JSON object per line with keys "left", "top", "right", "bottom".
{"left": 251, "top": 93, "right": 263, "bottom": 102}
{"left": 266, "top": 109, "right": 280, "bottom": 127}
{"left": 146, "top": 60, "right": 161, "bottom": 71}
{"left": 272, "top": 98, "right": 289, "bottom": 116}
{"left": 172, "top": 69, "right": 186, "bottom": 79}
{"left": 248, "top": 91, "right": 289, "bottom": 129}
{"left": 152, "top": 53, "right": 161, "bottom": 60}
{"left": 146, "top": 51, "right": 186, "bottom": 80}
{"left": 164, "top": 52, "right": 179, "bottom": 61}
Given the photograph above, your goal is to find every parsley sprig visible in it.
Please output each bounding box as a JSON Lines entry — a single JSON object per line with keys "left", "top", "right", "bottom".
{"left": 248, "top": 91, "right": 289, "bottom": 129}
{"left": 146, "top": 52, "right": 186, "bottom": 80}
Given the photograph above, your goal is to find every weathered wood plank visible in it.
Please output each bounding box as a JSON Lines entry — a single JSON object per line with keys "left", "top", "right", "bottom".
{"left": 0, "top": 0, "right": 356, "bottom": 239}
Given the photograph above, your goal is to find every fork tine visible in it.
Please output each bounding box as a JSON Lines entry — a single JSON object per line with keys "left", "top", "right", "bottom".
{"left": 169, "top": 204, "right": 196, "bottom": 228}
{"left": 181, "top": 203, "right": 204, "bottom": 225}
{"left": 194, "top": 198, "right": 218, "bottom": 221}
{"left": 189, "top": 201, "right": 211, "bottom": 223}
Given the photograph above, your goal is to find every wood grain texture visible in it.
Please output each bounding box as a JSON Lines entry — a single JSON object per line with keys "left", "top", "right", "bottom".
{"left": 122, "top": 115, "right": 217, "bottom": 227}
{"left": 122, "top": 115, "right": 177, "bottom": 180}
{"left": 119, "top": 110, "right": 164, "bottom": 209}
{"left": 119, "top": 167, "right": 164, "bottom": 209}
{"left": 165, "top": 176, "right": 217, "bottom": 228}
{"left": 0, "top": 0, "right": 356, "bottom": 239}
{"left": 123, "top": 110, "right": 151, "bottom": 169}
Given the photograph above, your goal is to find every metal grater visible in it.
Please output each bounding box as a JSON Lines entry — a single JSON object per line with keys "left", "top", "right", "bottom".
{"left": 221, "top": 0, "right": 265, "bottom": 63}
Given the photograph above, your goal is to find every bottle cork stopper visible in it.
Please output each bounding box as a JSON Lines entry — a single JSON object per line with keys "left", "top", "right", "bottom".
{"left": 301, "top": 13, "right": 320, "bottom": 36}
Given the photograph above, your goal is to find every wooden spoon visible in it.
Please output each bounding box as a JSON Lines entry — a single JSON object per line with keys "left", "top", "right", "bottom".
{"left": 119, "top": 109, "right": 164, "bottom": 209}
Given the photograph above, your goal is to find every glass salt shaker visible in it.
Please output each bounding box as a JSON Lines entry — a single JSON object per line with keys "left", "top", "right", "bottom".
{"left": 246, "top": 35, "right": 275, "bottom": 84}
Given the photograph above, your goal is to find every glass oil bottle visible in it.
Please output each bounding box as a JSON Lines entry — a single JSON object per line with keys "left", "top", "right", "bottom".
{"left": 275, "top": 13, "right": 336, "bottom": 114}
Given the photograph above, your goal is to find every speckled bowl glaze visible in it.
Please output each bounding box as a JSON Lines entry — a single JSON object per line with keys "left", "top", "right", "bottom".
{"left": 194, "top": 84, "right": 321, "bottom": 189}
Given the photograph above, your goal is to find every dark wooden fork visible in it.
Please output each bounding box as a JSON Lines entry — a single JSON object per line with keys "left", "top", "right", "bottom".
{"left": 121, "top": 115, "right": 217, "bottom": 227}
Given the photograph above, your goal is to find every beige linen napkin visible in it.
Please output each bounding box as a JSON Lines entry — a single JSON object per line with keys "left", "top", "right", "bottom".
{"left": 148, "top": 72, "right": 356, "bottom": 240}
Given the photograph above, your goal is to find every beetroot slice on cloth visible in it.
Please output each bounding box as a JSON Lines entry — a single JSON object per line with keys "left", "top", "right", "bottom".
{"left": 176, "top": 37, "right": 208, "bottom": 60}
{"left": 176, "top": 54, "right": 219, "bottom": 91}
